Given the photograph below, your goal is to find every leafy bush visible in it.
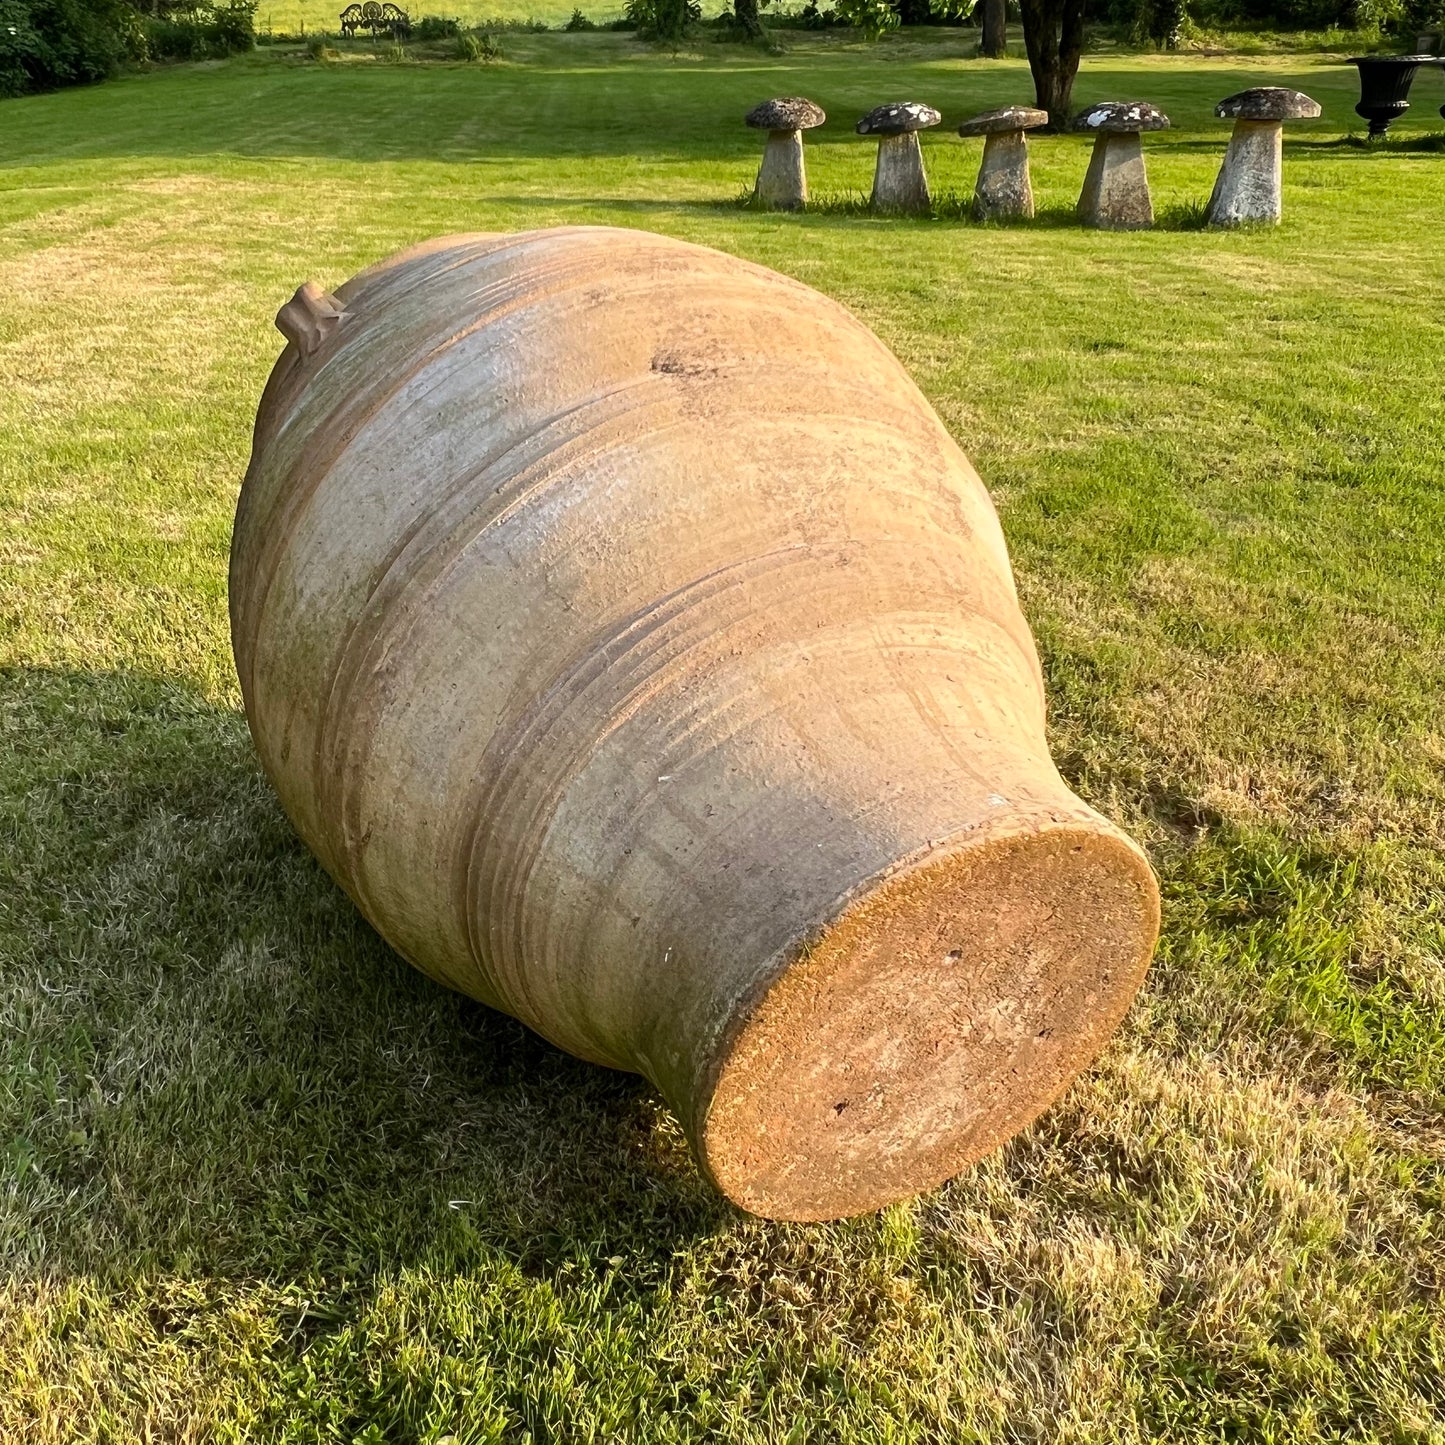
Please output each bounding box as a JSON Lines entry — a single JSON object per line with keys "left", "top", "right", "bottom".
{"left": 1403, "top": 0, "right": 1444, "bottom": 29}
{"left": 142, "top": 14, "right": 201, "bottom": 57}
{"left": 747, "top": 0, "right": 1424, "bottom": 38}
{"left": 413, "top": 12, "right": 460, "bottom": 36}
{"left": 764, "top": 1, "right": 845, "bottom": 25}
{"left": 895, "top": 0, "right": 967, "bottom": 21}
{"left": 1353, "top": 0, "right": 1406, "bottom": 26}
{"left": 141, "top": 1, "right": 255, "bottom": 62}
{"left": 831, "top": 0, "right": 898, "bottom": 33}
{"left": 1161, "top": 0, "right": 1410, "bottom": 30}
{"left": 207, "top": 0, "right": 252, "bottom": 48}
{"left": 624, "top": 0, "right": 700, "bottom": 36}
{"left": 0, "top": 0, "right": 46, "bottom": 93}
{"left": 462, "top": 12, "right": 546, "bottom": 27}
{"left": 1125, "top": 0, "right": 1186, "bottom": 44}
{"left": 1, "top": 0, "right": 134, "bottom": 95}
{"left": 455, "top": 26, "right": 499, "bottom": 54}
{"left": 709, "top": 2, "right": 756, "bottom": 35}
{"left": 563, "top": 5, "right": 596, "bottom": 24}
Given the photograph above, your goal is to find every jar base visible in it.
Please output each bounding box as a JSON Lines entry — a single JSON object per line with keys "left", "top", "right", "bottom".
{"left": 697, "top": 818, "right": 1159, "bottom": 1221}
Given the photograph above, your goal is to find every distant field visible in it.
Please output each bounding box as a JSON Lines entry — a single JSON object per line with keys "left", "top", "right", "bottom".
{"left": 3, "top": 32, "right": 1444, "bottom": 1445}
{"left": 256, "top": 0, "right": 623, "bottom": 33}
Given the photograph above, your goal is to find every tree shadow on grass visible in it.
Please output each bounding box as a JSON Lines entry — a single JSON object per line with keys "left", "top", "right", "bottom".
{"left": 1294, "top": 130, "right": 1445, "bottom": 151}
{"left": 1146, "top": 132, "right": 1445, "bottom": 155}
{"left": 0, "top": 664, "right": 728, "bottom": 1287}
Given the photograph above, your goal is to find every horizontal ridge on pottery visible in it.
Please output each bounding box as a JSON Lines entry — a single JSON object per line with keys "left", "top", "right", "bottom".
{"left": 231, "top": 226, "right": 1160, "bottom": 1221}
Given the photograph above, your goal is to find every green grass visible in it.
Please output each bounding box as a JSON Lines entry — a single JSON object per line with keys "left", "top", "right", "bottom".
{"left": 255, "top": 0, "right": 621, "bottom": 34}
{"left": 3, "top": 31, "right": 1445, "bottom": 1443}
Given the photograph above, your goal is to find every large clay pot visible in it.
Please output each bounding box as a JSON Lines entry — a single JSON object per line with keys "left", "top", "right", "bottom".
{"left": 231, "top": 227, "right": 1159, "bottom": 1221}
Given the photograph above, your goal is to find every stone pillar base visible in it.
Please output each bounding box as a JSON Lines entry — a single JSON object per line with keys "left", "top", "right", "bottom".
{"left": 1206, "top": 119, "right": 1283, "bottom": 226}
{"left": 755, "top": 130, "right": 807, "bottom": 211}
{"left": 974, "top": 130, "right": 1033, "bottom": 220}
{"left": 871, "top": 133, "right": 931, "bottom": 214}
{"left": 1077, "top": 132, "right": 1153, "bottom": 230}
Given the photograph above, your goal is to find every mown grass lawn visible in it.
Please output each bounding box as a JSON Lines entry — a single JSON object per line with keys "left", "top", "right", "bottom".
{"left": 3, "top": 32, "right": 1444, "bottom": 1444}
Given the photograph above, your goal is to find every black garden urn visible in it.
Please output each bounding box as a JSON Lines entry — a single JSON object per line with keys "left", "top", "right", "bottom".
{"left": 1349, "top": 54, "right": 1440, "bottom": 136}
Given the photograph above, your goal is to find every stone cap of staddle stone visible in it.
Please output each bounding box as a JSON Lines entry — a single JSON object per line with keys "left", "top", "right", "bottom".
{"left": 856, "top": 101, "right": 942, "bottom": 136}
{"left": 957, "top": 105, "right": 1050, "bottom": 137}
{"left": 745, "top": 97, "right": 827, "bottom": 131}
{"left": 1072, "top": 100, "right": 1170, "bottom": 133}
{"left": 1214, "top": 87, "right": 1322, "bottom": 121}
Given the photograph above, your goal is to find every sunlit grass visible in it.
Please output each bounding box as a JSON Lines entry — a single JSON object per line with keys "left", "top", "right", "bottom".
{"left": 1, "top": 33, "right": 1443, "bottom": 1443}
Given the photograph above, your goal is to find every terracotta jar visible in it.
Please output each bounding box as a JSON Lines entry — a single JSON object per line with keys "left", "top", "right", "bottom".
{"left": 231, "top": 227, "right": 1159, "bottom": 1221}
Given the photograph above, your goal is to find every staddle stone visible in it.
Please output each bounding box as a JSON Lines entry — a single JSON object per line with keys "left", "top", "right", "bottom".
{"left": 959, "top": 106, "right": 1050, "bottom": 220}
{"left": 1206, "top": 87, "right": 1320, "bottom": 226}
{"left": 1073, "top": 101, "right": 1169, "bottom": 229}
{"left": 746, "top": 96, "right": 827, "bottom": 211}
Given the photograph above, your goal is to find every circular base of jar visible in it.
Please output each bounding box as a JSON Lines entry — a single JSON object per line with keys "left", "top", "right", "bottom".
{"left": 697, "top": 817, "right": 1159, "bottom": 1221}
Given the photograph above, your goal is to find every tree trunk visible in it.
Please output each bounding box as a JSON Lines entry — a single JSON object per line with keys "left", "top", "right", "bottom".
{"left": 981, "top": 0, "right": 1006, "bottom": 57}
{"left": 734, "top": 0, "right": 765, "bottom": 39}
{"left": 1019, "top": 0, "right": 1086, "bottom": 128}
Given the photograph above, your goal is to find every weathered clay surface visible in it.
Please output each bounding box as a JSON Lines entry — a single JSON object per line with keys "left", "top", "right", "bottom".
{"left": 231, "top": 226, "right": 1160, "bottom": 1221}
{"left": 1077, "top": 131, "right": 1154, "bottom": 229}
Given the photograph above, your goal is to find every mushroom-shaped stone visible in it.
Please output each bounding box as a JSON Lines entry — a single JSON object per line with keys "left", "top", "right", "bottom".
{"left": 857, "top": 101, "right": 942, "bottom": 214}
{"left": 746, "top": 96, "right": 827, "bottom": 211}
{"left": 1072, "top": 100, "right": 1170, "bottom": 230}
{"left": 1205, "top": 88, "right": 1321, "bottom": 227}
{"left": 957, "top": 105, "right": 1050, "bottom": 221}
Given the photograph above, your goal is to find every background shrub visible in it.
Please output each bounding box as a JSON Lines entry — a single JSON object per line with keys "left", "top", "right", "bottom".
{"left": 1115, "top": 0, "right": 1414, "bottom": 32}
{"left": 0, "top": 0, "right": 135, "bottom": 95}
{"left": 140, "top": 1, "right": 254, "bottom": 62}
{"left": 455, "top": 26, "right": 499, "bottom": 54}
{"left": 1, "top": 0, "right": 253, "bottom": 94}
{"left": 831, "top": 0, "right": 899, "bottom": 34}
{"left": 413, "top": 12, "right": 460, "bottom": 36}
{"left": 206, "top": 0, "right": 252, "bottom": 48}
{"left": 0, "top": 0, "right": 47, "bottom": 94}
{"left": 762, "top": 1, "right": 846, "bottom": 26}
{"left": 624, "top": 0, "right": 700, "bottom": 37}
